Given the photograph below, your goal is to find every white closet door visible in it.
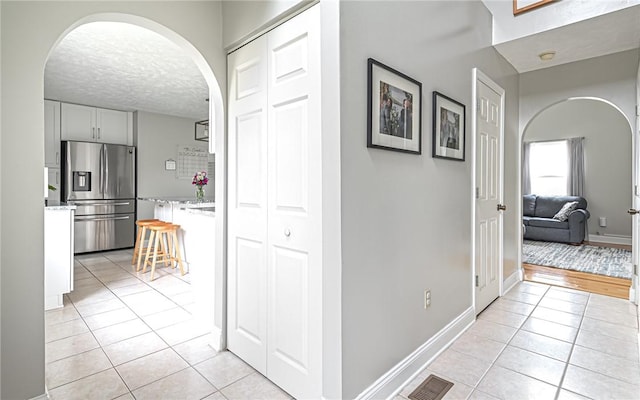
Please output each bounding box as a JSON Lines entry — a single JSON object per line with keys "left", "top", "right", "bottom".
{"left": 227, "top": 6, "right": 321, "bottom": 399}
{"left": 266, "top": 6, "right": 321, "bottom": 399}
{"left": 227, "top": 35, "right": 269, "bottom": 374}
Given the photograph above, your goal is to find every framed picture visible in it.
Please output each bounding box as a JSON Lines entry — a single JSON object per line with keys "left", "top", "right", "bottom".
{"left": 513, "top": 0, "right": 554, "bottom": 15}
{"left": 367, "top": 58, "right": 422, "bottom": 154}
{"left": 432, "top": 91, "right": 465, "bottom": 161}
{"left": 194, "top": 119, "right": 209, "bottom": 142}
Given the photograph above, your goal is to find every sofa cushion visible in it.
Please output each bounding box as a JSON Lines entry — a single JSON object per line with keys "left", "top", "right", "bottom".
{"left": 522, "top": 216, "right": 531, "bottom": 226}
{"left": 527, "top": 217, "right": 569, "bottom": 229}
{"left": 534, "top": 195, "right": 586, "bottom": 218}
{"left": 523, "top": 194, "right": 537, "bottom": 217}
{"left": 553, "top": 201, "right": 579, "bottom": 221}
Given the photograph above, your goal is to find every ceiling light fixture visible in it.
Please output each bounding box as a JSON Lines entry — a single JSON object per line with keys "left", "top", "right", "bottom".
{"left": 538, "top": 51, "right": 556, "bottom": 61}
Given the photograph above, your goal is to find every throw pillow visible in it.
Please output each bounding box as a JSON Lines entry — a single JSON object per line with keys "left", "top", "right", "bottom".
{"left": 553, "top": 201, "right": 579, "bottom": 221}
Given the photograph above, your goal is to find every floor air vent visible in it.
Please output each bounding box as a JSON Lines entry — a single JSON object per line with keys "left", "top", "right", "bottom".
{"left": 408, "top": 374, "right": 454, "bottom": 400}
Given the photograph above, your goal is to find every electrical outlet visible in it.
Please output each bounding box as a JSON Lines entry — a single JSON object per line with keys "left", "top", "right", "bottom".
{"left": 424, "top": 289, "right": 431, "bottom": 309}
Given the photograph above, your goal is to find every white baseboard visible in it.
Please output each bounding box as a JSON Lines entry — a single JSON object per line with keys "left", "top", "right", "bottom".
{"left": 355, "top": 307, "right": 475, "bottom": 400}
{"left": 209, "top": 326, "right": 224, "bottom": 352}
{"left": 588, "top": 234, "right": 632, "bottom": 246}
{"left": 503, "top": 270, "right": 520, "bottom": 295}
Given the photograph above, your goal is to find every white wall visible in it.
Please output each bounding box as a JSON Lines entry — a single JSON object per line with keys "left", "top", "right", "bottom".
{"left": 339, "top": 1, "right": 519, "bottom": 398}
{"left": 520, "top": 50, "right": 638, "bottom": 146}
{"left": 0, "top": 2, "right": 225, "bottom": 398}
{"left": 222, "top": 0, "right": 313, "bottom": 49}
{"left": 135, "top": 111, "right": 212, "bottom": 219}
{"left": 524, "top": 99, "right": 632, "bottom": 238}
{"left": 482, "top": 0, "right": 640, "bottom": 44}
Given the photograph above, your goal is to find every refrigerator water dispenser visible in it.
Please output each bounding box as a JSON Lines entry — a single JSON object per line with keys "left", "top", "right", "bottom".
{"left": 73, "top": 171, "right": 91, "bottom": 192}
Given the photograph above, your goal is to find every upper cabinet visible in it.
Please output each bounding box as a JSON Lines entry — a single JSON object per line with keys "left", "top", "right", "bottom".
{"left": 44, "top": 100, "right": 61, "bottom": 168}
{"left": 61, "top": 103, "right": 132, "bottom": 145}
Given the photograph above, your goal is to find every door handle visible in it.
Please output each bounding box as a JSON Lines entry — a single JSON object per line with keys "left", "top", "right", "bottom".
{"left": 628, "top": 208, "right": 639, "bottom": 215}
{"left": 497, "top": 204, "right": 507, "bottom": 211}
{"left": 98, "top": 127, "right": 101, "bottom": 139}
{"left": 284, "top": 228, "right": 291, "bottom": 237}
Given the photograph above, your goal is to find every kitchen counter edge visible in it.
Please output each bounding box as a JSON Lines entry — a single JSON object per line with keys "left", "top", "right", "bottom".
{"left": 45, "top": 203, "right": 77, "bottom": 210}
{"left": 138, "top": 196, "right": 215, "bottom": 206}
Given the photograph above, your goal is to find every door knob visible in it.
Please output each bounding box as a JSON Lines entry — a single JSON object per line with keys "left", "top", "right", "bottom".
{"left": 284, "top": 228, "right": 291, "bottom": 237}
{"left": 628, "top": 208, "right": 639, "bottom": 215}
{"left": 497, "top": 204, "right": 507, "bottom": 211}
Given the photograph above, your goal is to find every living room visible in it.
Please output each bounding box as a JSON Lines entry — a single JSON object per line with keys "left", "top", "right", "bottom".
{"left": 521, "top": 94, "right": 633, "bottom": 298}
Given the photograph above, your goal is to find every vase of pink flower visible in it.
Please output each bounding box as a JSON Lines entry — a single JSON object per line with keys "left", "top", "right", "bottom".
{"left": 192, "top": 171, "right": 209, "bottom": 202}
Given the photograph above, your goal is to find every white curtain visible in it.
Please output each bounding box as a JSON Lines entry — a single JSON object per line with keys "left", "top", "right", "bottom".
{"left": 522, "top": 142, "right": 531, "bottom": 195}
{"left": 567, "top": 137, "right": 585, "bottom": 197}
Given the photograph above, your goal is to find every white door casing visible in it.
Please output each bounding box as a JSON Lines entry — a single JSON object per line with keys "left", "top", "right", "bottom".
{"left": 227, "top": 6, "right": 322, "bottom": 399}
{"left": 632, "top": 62, "right": 640, "bottom": 304}
{"left": 473, "top": 69, "right": 505, "bottom": 314}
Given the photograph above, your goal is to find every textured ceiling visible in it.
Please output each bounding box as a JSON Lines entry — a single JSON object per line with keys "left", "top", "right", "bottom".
{"left": 494, "top": 6, "right": 640, "bottom": 73}
{"left": 45, "top": 22, "right": 209, "bottom": 120}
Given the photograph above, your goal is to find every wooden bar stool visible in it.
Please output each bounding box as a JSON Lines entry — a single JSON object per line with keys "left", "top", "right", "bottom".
{"left": 143, "top": 223, "right": 185, "bottom": 281}
{"left": 133, "top": 219, "right": 162, "bottom": 272}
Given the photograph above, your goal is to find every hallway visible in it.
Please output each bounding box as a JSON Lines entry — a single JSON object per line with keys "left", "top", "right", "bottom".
{"left": 397, "top": 281, "right": 639, "bottom": 399}
{"left": 45, "top": 250, "right": 639, "bottom": 399}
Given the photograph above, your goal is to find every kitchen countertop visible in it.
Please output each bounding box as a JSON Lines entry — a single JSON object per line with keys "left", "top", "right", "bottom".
{"left": 45, "top": 201, "right": 77, "bottom": 210}
{"left": 138, "top": 196, "right": 215, "bottom": 207}
{"left": 184, "top": 206, "right": 215, "bottom": 216}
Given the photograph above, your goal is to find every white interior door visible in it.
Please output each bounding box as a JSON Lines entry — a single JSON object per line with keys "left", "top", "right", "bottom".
{"left": 227, "top": 6, "right": 322, "bottom": 399}
{"left": 474, "top": 70, "right": 505, "bottom": 314}
{"left": 227, "top": 35, "right": 269, "bottom": 374}
{"left": 266, "top": 7, "right": 321, "bottom": 398}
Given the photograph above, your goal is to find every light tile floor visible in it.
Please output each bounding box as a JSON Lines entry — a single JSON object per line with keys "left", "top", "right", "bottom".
{"left": 45, "top": 249, "right": 291, "bottom": 400}
{"left": 48, "top": 251, "right": 640, "bottom": 400}
{"left": 397, "top": 281, "right": 640, "bottom": 400}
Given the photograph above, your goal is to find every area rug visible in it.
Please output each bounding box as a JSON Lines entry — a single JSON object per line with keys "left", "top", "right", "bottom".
{"left": 522, "top": 240, "right": 632, "bottom": 280}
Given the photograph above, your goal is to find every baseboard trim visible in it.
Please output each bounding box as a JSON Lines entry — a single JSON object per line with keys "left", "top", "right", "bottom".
{"left": 355, "top": 307, "right": 475, "bottom": 400}
{"left": 210, "top": 326, "right": 224, "bottom": 352}
{"left": 588, "top": 234, "right": 632, "bottom": 246}
{"left": 503, "top": 270, "right": 520, "bottom": 295}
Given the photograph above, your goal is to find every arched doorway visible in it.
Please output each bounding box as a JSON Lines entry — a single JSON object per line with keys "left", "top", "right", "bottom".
{"left": 520, "top": 97, "right": 634, "bottom": 299}
{"left": 42, "top": 14, "right": 228, "bottom": 397}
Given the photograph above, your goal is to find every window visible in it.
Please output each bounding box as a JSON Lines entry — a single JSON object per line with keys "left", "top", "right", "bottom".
{"left": 529, "top": 140, "right": 568, "bottom": 196}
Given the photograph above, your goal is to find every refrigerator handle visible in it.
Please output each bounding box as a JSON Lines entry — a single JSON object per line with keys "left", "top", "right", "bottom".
{"left": 104, "top": 145, "right": 109, "bottom": 196}
{"left": 99, "top": 145, "right": 104, "bottom": 195}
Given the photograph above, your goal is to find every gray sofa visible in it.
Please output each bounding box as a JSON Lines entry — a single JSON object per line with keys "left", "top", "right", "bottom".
{"left": 523, "top": 195, "right": 590, "bottom": 244}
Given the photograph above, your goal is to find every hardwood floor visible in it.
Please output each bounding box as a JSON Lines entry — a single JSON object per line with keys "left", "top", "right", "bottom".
{"left": 584, "top": 241, "right": 632, "bottom": 251}
{"left": 522, "top": 263, "right": 631, "bottom": 299}
{"left": 522, "top": 241, "right": 633, "bottom": 299}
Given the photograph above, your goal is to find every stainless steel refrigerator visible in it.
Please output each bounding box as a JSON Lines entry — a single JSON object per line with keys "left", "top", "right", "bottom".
{"left": 62, "top": 141, "right": 136, "bottom": 253}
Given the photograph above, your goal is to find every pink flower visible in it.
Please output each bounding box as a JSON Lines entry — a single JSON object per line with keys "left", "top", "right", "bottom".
{"left": 192, "top": 171, "right": 209, "bottom": 186}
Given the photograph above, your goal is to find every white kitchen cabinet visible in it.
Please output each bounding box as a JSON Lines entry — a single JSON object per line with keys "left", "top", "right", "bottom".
{"left": 154, "top": 203, "right": 173, "bottom": 222}
{"left": 44, "top": 206, "right": 75, "bottom": 310}
{"left": 61, "top": 102, "right": 132, "bottom": 145}
{"left": 44, "top": 100, "right": 61, "bottom": 168}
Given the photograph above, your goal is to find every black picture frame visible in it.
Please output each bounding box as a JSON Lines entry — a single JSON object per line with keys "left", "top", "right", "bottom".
{"left": 432, "top": 91, "right": 466, "bottom": 161}
{"left": 367, "top": 58, "right": 422, "bottom": 154}
{"left": 195, "top": 119, "right": 209, "bottom": 142}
